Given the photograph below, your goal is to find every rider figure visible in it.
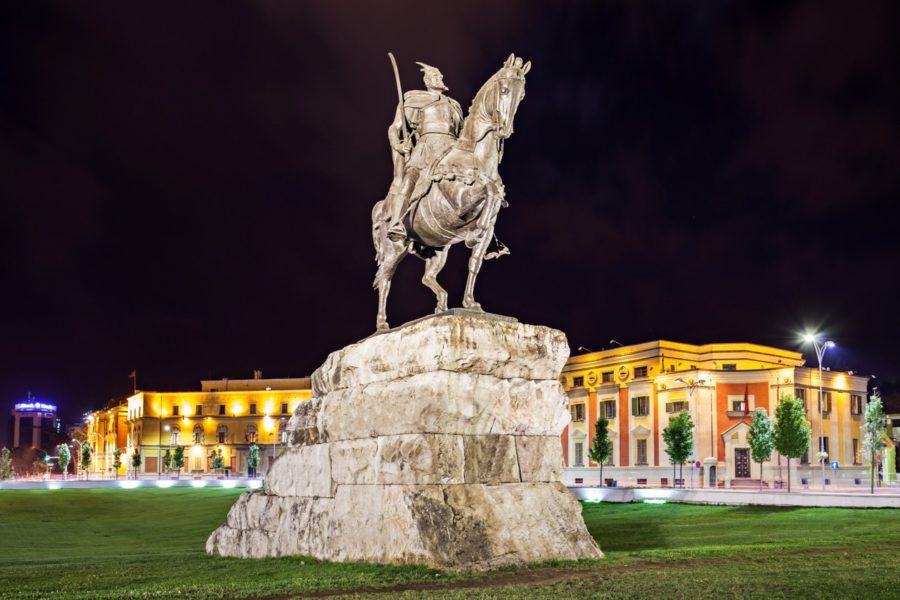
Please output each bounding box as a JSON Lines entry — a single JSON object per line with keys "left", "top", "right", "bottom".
{"left": 385, "top": 62, "right": 464, "bottom": 239}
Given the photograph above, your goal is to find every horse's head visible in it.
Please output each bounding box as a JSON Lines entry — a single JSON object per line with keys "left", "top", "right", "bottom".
{"left": 466, "top": 53, "right": 531, "bottom": 143}
{"left": 490, "top": 54, "right": 530, "bottom": 139}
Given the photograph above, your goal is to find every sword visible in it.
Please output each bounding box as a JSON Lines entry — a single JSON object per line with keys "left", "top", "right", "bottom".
{"left": 388, "top": 52, "right": 410, "bottom": 147}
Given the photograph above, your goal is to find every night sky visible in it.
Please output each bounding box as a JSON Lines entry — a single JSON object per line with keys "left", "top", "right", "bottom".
{"left": 3, "top": 1, "right": 900, "bottom": 444}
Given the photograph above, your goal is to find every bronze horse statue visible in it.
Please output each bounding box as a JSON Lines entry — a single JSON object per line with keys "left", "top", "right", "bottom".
{"left": 371, "top": 54, "right": 530, "bottom": 330}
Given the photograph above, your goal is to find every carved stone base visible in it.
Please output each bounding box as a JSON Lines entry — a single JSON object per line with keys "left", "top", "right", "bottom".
{"left": 206, "top": 313, "right": 602, "bottom": 569}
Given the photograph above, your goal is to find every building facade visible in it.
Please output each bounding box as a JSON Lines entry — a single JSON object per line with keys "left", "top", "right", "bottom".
{"left": 85, "top": 376, "right": 312, "bottom": 478}
{"left": 84, "top": 399, "right": 129, "bottom": 477}
{"left": 8, "top": 394, "right": 61, "bottom": 452}
{"left": 561, "top": 341, "right": 870, "bottom": 487}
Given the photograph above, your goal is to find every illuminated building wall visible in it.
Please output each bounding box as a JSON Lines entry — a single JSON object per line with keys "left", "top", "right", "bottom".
{"left": 113, "top": 376, "right": 313, "bottom": 476}
{"left": 561, "top": 341, "right": 869, "bottom": 486}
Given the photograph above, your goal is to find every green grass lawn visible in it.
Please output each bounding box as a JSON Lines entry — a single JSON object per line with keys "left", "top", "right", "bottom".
{"left": 0, "top": 489, "right": 896, "bottom": 599}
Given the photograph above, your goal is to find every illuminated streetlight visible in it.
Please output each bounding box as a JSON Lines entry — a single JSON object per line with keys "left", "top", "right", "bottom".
{"left": 802, "top": 332, "right": 835, "bottom": 492}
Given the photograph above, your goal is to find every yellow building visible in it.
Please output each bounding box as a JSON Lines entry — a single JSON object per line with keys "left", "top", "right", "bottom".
{"left": 84, "top": 399, "right": 129, "bottom": 477}
{"left": 86, "top": 375, "right": 312, "bottom": 478}
{"left": 562, "top": 341, "right": 869, "bottom": 488}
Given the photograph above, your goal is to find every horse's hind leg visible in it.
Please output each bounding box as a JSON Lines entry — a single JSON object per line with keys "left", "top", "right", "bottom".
{"left": 375, "top": 239, "right": 407, "bottom": 331}
{"left": 422, "top": 246, "right": 450, "bottom": 313}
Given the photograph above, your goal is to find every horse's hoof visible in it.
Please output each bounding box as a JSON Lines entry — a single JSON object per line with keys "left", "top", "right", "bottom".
{"left": 462, "top": 301, "right": 483, "bottom": 312}
{"left": 434, "top": 305, "right": 448, "bottom": 314}
{"left": 376, "top": 320, "right": 389, "bottom": 331}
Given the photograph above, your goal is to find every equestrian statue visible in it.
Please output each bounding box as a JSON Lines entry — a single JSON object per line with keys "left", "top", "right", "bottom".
{"left": 372, "top": 53, "right": 531, "bottom": 330}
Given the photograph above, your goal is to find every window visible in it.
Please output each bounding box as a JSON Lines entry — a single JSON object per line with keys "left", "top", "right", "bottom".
{"left": 731, "top": 400, "right": 747, "bottom": 413}
{"left": 573, "top": 442, "right": 584, "bottom": 467}
{"left": 170, "top": 428, "right": 181, "bottom": 446}
{"left": 666, "top": 401, "right": 688, "bottom": 414}
{"left": 601, "top": 400, "right": 616, "bottom": 419}
{"left": 572, "top": 376, "right": 584, "bottom": 388}
{"left": 216, "top": 425, "right": 227, "bottom": 444}
{"left": 570, "top": 404, "right": 585, "bottom": 422}
{"left": 819, "top": 436, "right": 829, "bottom": 455}
{"left": 850, "top": 395, "right": 863, "bottom": 416}
{"left": 633, "top": 366, "right": 648, "bottom": 378}
{"left": 819, "top": 391, "right": 832, "bottom": 414}
{"left": 249, "top": 403, "right": 257, "bottom": 415}
{"left": 632, "top": 396, "right": 649, "bottom": 416}
{"left": 192, "top": 424, "right": 203, "bottom": 445}
{"left": 279, "top": 421, "right": 288, "bottom": 444}
{"left": 196, "top": 405, "right": 203, "bottom": 416}
{"left": 601, "top": 371, "right": 614, "bottom": 383}
{"left": 636, "top": 439, "right": 648, "bottom": 465}
{"left": 219, "top": 404, "right": 226, "bottom": 416}
{"left": 853, "top": 438, "right": 861, "bottom": 464}
{"left": 172, "top": 405, "right": 179, "bottom": 416}
{"left": 281, "top": 403, "right": 289, "bottom": 414}
{"left": 722, "top": 363, "right": 737, "bottom": 371}
{"left": 246, "top": 424, "right": 258, "bottom": 444}
{"left": 801, "top": 448, "right": 809, "bottom": 464}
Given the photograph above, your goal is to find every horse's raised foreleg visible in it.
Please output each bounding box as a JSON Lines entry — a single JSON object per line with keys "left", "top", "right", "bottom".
{"left": 422, "top": 246, "right": 450, "bottom": 313}
{"left": 462, "top": 190, "right": 502, "bottom": 311}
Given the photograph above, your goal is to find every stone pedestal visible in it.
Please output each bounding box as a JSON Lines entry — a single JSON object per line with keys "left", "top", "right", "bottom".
{"left": 206, "top": 312, "right": 602, "bottom": 569}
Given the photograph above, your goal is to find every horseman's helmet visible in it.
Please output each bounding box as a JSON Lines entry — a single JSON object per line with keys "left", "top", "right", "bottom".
{"left": 416, "top": 62, "right": 449, "bottom": 91}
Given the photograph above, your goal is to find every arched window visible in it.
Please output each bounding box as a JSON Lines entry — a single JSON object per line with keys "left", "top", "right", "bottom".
{"left": 279, "top": 420, "right": 288, "bottom": 445}
{"left": 170, "top": 426, "right": 181, "bottom": 446}
{"left": 193, "top": 424, "right": 204, "bottom": 445}
{"left": 216, "top": 424, "right": 227, "bottom": 444}
{"left": 245, "top": 424, "right": 258, "bottom": 444}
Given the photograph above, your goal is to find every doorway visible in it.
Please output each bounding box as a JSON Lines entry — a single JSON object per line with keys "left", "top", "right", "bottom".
{"left": 735, "top": 448, "right": 751, "bottom": 478}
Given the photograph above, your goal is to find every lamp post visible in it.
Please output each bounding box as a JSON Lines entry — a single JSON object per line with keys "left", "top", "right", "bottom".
{"left": 803, "top": 333, "right": 835, "bottom": 492}
{"left": 676, "top": 377, "right": 708, "bottom": 487}
{"left": 158, "top": 408, "right": 166, "bottom": 478}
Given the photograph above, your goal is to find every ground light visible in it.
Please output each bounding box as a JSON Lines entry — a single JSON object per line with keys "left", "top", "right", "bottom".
{"left": 221, "top": 480, "right": 237, "bottom": 488}
{"left": 191, "top": 480, "right": 207, "bottom": 488}
{"left": 643, "top": 498, "right": 667, "bottom": 504}
{"left": 155, "top": 480, "right": 174, "bottom": 488}
{"left": 119, "top": 480, "right": 141, "bottom": 489}
{"left": 247, "top": 479, "right": 262, "bottom": 489}
{"left": 46, "top": 482, "right": 61, "bottom": 490}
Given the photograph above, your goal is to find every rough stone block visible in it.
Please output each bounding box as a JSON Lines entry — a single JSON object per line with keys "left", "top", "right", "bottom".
{"left": 209, "top": 314, "right": 602, "bottom": 568}
{"left": 264, "top": 444, "right": 332, "bottom": 498}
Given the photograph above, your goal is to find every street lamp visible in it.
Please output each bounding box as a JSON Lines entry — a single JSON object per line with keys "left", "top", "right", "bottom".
{"left": 676, "top": 378, "right": 711, "bottom": 487}
{"left": 803, "top": 332, "right": 835, "bottom": 492}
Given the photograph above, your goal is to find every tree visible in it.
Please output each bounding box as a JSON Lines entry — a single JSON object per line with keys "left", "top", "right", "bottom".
{"left": 862, "top": 396, "right": 886, "bottom": 495}
{"left": 162, "top": 449, "right": 172, "bottom": 474}
{"left": 57, "top": 444, "right": 71, "bottom": 480}
{"left": 0, "top": 448, "right": 12, "bottom": 480}
{"left": 747, "top": 409, "right": 774, "bottom": 491}
{"left": 209, "top": 449, "right": 224, "bottom": 475}
{"left": 131, "top": 448, "right": 142, "bottom": 479}
{"left": 172, "top": 446, "right": 184, "bottom": 478}
{"left": 80, "top": 443, "right": 92, "bottom": 477}
{"left": 112, "top": 448, "right": 122, "bottom": 480}
{"left": 589, "top": 417, "right": 614, "bottom": 486}
{"left": 774, "top": 395, "right": 811, "bottom": 493}
{"left": 247, "top": 443, "right": 260, "bottom": 478}
{"left": 663, "top": 412, "right": 694, "bottom": 487}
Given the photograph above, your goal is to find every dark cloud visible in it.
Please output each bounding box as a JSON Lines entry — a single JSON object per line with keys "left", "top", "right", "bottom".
{"left": 2, "top": 1, "right": 899, "bottom": 445}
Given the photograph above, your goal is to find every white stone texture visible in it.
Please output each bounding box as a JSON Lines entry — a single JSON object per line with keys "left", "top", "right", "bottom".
{"left": 208, "top": 314, "right": 602, "bottom": 568}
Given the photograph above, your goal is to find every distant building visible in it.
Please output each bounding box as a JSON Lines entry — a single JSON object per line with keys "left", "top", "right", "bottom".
{"left": 561, "top": 341, "right": 870, "bottom": 487}
{"left": 7, "top": 393, "right": 61, "bottom": 452}
{"left": 84, "top": 373, "right": 312, "bottom": 477}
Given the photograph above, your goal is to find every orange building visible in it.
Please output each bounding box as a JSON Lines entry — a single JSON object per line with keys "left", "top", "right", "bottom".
{"left": 561, "top": 341, "right": 869, "bottom": 488}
